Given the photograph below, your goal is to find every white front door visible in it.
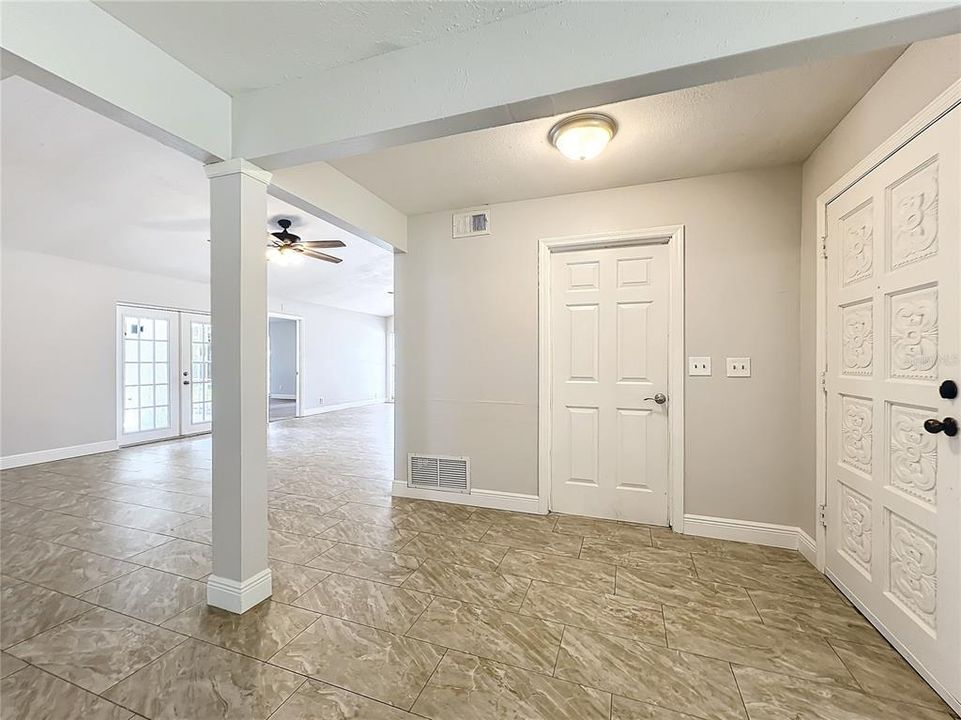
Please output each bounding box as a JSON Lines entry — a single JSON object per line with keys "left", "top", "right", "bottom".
{"left": 181, "top": 312, "right": 213, "bottom": 435}
{"left": 549, "top": 242, "right": 670, "bottom": 525}
{"left": 825, "top": 107, "right": 959, "bottom": 705}
{"left": 119, "top": 307, "right": 180, "bottom": 445}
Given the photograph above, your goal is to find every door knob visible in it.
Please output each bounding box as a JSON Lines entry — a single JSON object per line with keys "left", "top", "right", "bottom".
{"left": 939, "top": 380, "right": 958, "bottom": 399}
{"left": 183, "top": 380, "right": 191, "bottom": 385}
{"left": 644, "top": 393, "right": 667, "bottom": 405}
{"left": 923, "top": 417, "right": 958, "bottom": 437}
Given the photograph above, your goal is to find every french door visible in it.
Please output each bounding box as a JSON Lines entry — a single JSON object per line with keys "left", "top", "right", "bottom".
{"left": 119, "top": 306, "right": 212, "bottom": 446}
{"left": 825, "top": 107, "right": 959, "bottom": 706}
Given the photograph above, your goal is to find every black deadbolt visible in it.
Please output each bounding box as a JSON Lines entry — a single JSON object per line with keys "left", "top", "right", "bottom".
{"left": 924, "top": 417, "right": 959, "bottom": 437}
{"left": 939, "top": 380, "right": 959, "bottom": 400}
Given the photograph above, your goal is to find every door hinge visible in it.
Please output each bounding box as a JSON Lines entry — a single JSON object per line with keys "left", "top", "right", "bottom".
{"left": 819, "top": 238, "right": 828, "bottom": 260}
{"left": 818, "top": 504, "right": 827, "bottom": 528}
{"left": 819, "top": 370, "right": 827, "bottom": 394}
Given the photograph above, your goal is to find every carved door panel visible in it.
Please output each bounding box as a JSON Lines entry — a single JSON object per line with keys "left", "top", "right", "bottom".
{"left": 826, "top": 107, "right": 959, "bottom": 705}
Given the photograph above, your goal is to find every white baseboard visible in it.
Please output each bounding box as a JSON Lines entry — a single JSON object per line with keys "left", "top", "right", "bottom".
{"left": 206, "top": 569, "right": 272, "bottom": 614}
{"left": 798, "top": 529, "right": 817, "bottom": 566}
{"left": 269, "top": 394, "right": 296, "bottom": 401}
{"left": 392, "top": 482, "right": 542, "bottom": 514}
{"left": 683, "top": 514, "right": 803, "bottom": 550}
{"left": 302, "top": 399, "right": 384, "bottom": 416}
{"left": 1, "top": 440, "right": 119, "bottom": 470}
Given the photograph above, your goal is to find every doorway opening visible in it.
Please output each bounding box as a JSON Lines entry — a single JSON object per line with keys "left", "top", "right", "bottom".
{"left": 268, "top": 314, "right": 302, "bottom": 421}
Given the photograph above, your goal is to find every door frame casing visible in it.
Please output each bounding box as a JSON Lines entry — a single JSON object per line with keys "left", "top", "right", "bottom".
{"left": 268, "top": 311, "right": 304, "bottom": 419}
{"left": 814, "top": 79, "right": 961, "bottom": 714}
{"left": 814, "top": 79, "right": 961, "bottom": 571}
{"left": 537, "top": 225, "right": 686, "bottom": 528}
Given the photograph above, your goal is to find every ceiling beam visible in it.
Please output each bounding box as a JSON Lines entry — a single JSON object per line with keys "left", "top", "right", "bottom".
{"left": 1, "top": 0, "right": 231, "bottom": 162}
{"left": 233, "top": 1, "right": 960, "bottom": 170}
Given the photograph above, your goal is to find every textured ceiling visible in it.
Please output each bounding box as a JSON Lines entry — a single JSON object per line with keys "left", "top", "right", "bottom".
{"left": 95, "top": 0, "right": 553, "bottom": 94}
{"left": 1, "top": 76, "right": 393, "bottom": 316}
{"left": 329, "top": 46, "right": 905, "bottom": 215}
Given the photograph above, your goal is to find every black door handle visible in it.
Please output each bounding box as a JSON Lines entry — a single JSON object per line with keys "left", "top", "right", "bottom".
{"left": 924, "top": 418, "right": 958, "bottom": 437}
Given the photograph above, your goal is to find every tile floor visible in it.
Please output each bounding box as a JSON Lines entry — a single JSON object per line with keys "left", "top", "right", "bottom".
{"left": 0, "top": 405, "right": 955, "bottom": 719}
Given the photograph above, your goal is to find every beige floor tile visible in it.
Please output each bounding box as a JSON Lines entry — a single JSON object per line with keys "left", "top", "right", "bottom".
{"left": 407, "top": 597, "right": 563, "bottom": 674}
{"left": 294, "top": 573, "right": 431, "bottom": 634}
{"left": 651, "top": 528, "right": 804, "bottom": 565}
{"left": 395, "top": 513, "right": 493, "bottom": 541}
{"left": 580, "top": 537, "right": 696, "bottom": 577}
{"left": 319, "top": 519, "right": 418, "bottom": 551}
{"left": 309, "top": 543, "right": 422, "bottom": 585}
{"left": 831, "top": 639, "right": 951, "bottom": 712}
{"left": 399, "top": 532, "right": 509, "bottom": 570}
{"left": 80, "top": 567, "right": 205, "bottom": 624}
{"left": 53, "top": 496, "right": 196, "bottom": 534}
{"left": 104, "top": 638, "right": 303, "bottom": 720}
{"left": 268, "top": 509, "right": 342, "bottom": 536}
{"left": 403, "top": 560, "right": 529, "bottom": 610}
{"left": 615, "top": 566, "right": 759, "bottom": 620}
{"left": 1, "top": 581, "right": 93, "bottom": 648}
{"left": 163, "top": 600, "right": 318, "bottom": 660}
{"left": 412, "top": 650, "right": 611, "bottom": 720}
{"left": 733, "top": 664, "right": 954, "bottom": 720}
{"left": 164, "top": 516, "right": 212, "bottom": 544}
{"left": 8, "top": 607, "right": 184, "bottom": 694}
{"left": 747, "top": 588, "right": 885, "bottom": 646}
{"left": 612, "top": 695, "right": 705, "bottom": 720}
{"left": 554, "top": 626, "right": 746, "bottom": 720}
{"left": 52, "top": 521, "right": 170, "bottom": 559}
{"left": 1, "top": 665, "right": 134, "bottom": 720}
{"left": 0, "top": 651, "right": 27, "bottom": 679}
{"left": 469, "top": 508, "right": 559, "bottom": 533}
{"left": 555, "top": 515, "right": 654, "bottom": 544}
{"left": 498, "top": 548, "right": 616, "bottom": 593}
{"left": 268, "top": 559, "right": 329, "bottom": 604}
{"left": 520, "top": 581, "right": 666, "bottom": 644}
{"left": 268, "top": 493, "right": 347, "bottom": 517}
{"left": 270, "top": 614, "right": 443, "bottom": 710}
{"left": 693, "top": 554, "right": 844, "bottom": 602}
{"left": 323, "top": 501, "right": 410, "bottom": 527}
{"left": 129, "top": 538, "right": 212, "bottom": 580}
{"left": 2, "top": 534, "right": 138, "bottom": 595}
{"left": 663, "top": 606, "right": 856, "bottom": 687}
{"left": 272, "top": 679, "right": 422, "bottom": 719}
{"left": 269, "top": 530, "right": 336, "bottom": 564}
{"left": 480, "top": 524, "right": 583, "bottom": 557}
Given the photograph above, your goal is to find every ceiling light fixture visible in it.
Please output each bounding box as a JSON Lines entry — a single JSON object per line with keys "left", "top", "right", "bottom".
{"left": 548, "top": 112, "right": 617, "bottom": 161}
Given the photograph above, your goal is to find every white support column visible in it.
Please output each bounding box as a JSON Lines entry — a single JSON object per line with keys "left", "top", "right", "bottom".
{"left": 205, "top": 159, "right": 273, "bottom": 613}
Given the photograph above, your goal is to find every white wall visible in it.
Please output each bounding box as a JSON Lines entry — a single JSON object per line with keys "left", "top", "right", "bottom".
{"left": 397, "top": 165, "right": 802, "bottom": 526}
{"left": 1, "top": 248, "right": 389, "bottom": 460}
{"left": 268, "top": 318, "right": 297, "bottom": 398}
{"left": 797, "top": 34, "right": 961, "bottom": 535}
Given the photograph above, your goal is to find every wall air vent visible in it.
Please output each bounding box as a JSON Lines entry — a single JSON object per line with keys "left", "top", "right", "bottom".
{"left": 408, "top": 454, "right": 470, "bottom": 493}
{"left": 452, "top": 208, "right": 491, "bottom": 238}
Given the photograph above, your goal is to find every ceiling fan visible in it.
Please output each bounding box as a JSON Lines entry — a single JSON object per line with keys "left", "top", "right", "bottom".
{"left": 267, "top": 218, "right": 345, "bottom": 265}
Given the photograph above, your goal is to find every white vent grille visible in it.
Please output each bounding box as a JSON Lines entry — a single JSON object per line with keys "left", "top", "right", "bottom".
{"left": 452, "top": 208, "right": 491, "bottom": 238}
{"left": 408, "top": 454, "right": 470, "bottom": 493}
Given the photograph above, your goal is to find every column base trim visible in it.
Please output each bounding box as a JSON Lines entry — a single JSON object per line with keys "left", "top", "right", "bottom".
{"left": 206, "top": 568, "right": 272, "bottom": 614}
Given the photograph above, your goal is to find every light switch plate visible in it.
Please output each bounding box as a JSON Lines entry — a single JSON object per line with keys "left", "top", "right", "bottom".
{"left": 688, "top": 357, "right": 711, "bottom": 376}
{"left": 727, "top": 357, "right": 751, "bottom": 377}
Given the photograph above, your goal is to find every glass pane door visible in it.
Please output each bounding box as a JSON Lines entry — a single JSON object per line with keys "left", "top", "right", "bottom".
{"left": 119, "top": 307, "right": 180, "bottom": 444}
{"left": 181, "top": 313, "right": 212, "bottom": 435}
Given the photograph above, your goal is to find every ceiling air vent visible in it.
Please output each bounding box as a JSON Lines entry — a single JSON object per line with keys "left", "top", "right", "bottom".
{"left": 452, "top": 208, "right": 491, "bottom": 238}
{"left": 408, "top": 454, "right": 470, "bottom": 493}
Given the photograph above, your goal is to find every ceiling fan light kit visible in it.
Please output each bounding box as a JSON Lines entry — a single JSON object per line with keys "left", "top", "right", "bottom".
{"left": 267, "top": 218, "right": 346, "bottom": 264}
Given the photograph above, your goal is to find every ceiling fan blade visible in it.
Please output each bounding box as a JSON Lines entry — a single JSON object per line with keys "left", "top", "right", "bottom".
{"left": 300, "top": 248, "right": 343, "bottom": 263}
{"left": 295, "top": 240, "right": 347, "bottom": 249}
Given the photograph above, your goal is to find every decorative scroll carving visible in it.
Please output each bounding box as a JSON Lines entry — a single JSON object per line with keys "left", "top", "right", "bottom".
{"left": 891, "top": 288, "right": 938, "bottom": 380}
{"left": 891, "top": 162, "right": 938, "bottom": 269}
{"left": 890, "top": 405, "right": 937, "bottom": 505}
{"left": 841, "top": 303, "right": 873, "bottom": 376}
{"left": 842, "top": 203, "right": 873, "bottom": 284}
{"left": 840, "top": 484, "right": 872, "bottom": 574}
{"left": 840, "top": 396, "right": 873, "bottom": 474}
{"left": 889, "top": 514, "right": 937, "bottom": 631}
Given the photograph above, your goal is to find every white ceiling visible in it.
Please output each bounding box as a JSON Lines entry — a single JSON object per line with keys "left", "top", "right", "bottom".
{"left": 95, "top": 0, "right": 552, "bottom": 94}
{"left": 0, "top": 76, "right": 393, "bottom": 317}
{"left": 330, "top": 46, "right": 905, "bottom": 215}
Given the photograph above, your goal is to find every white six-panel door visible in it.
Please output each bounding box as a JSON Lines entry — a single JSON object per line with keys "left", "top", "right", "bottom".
{"left": 825, "top": 107, "right": 960, "bottom": 705}
{"left": 550, "top": 242, "right": 670, "bottom": 525}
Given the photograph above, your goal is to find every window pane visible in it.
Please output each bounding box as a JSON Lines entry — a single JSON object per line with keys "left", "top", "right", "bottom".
{"left": 192, "top": 362, "right": 203, "bottom": 380}
{"left": 124, "top": 363, "right": 139, "bottom": 386}
{"left": 155, "top": 406, "right": 169, "bottom": 428}
{"left": 155, "top": 319, "right": 168, "bottom": 340}
{"left": 192, "top": 323, "right": 203, "bottom": 342}
{"left": 138, "top": 340, "right": 153, "bottom": 363}
{"left": 192, "top": 383, "right": 203, "bottom": 403}
{"left": 203, "top": 324, "right": 212, "bottom": 342}
{"left": 123, "top": 409, "right": 139, "bottom": 433}
{"left": 140, "top": 319, "right": 154, "bottom": 340}
{"left": 139, "top": 385, "right": 155, "bottom": 407}
{"left": 155, "top": 363, "right": 168, "bottom": 383}
{"left": 154, "top": 341, "right": 168, "bottom": 362}
{"left": 124, "top": 318, "right": 140, "bottom": 338}
{"left": 124, "top": 340, "right": 139, "bottom": 362}
{"left": 124, "top": 387, "right": 138, "bottom": 409}
{"left": 139, "top": 407, "right": 155, "bottom": 431}
{"left": 192, "top": 344, "right": 204, "bottom": 362}
{"left": 140, "top": 363, "right": 154, "bottom": 384}
{"left": 155, "top": 384, "right": 169, "bottom": 406}
{"left": 204, "top": 401, "right": 213, "bottom": 421}
{"left": 204, "top": 382, "right": 213, "bottom": 401}
{"left": 192, "top": 403, "right": 204, "bottom": 423}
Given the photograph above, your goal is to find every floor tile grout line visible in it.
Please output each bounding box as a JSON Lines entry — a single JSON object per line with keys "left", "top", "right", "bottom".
{"left": 728, "top": 662, "right": 752, "bottom": 720}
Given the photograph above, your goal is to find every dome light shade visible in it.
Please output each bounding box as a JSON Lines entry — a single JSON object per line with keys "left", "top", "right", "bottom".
{"left": 549, "top": 113, "right": 617, "bottom": 161}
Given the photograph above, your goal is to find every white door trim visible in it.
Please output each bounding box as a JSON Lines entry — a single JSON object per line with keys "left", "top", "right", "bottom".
{"left": 268, "top": 311, "right": 304, "bottom": 419}
{"left": 814, "top": 78, "right": 961, "bottom": 572}
{"left": 538, "top": 225, "right": 685, "bottom": 527}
